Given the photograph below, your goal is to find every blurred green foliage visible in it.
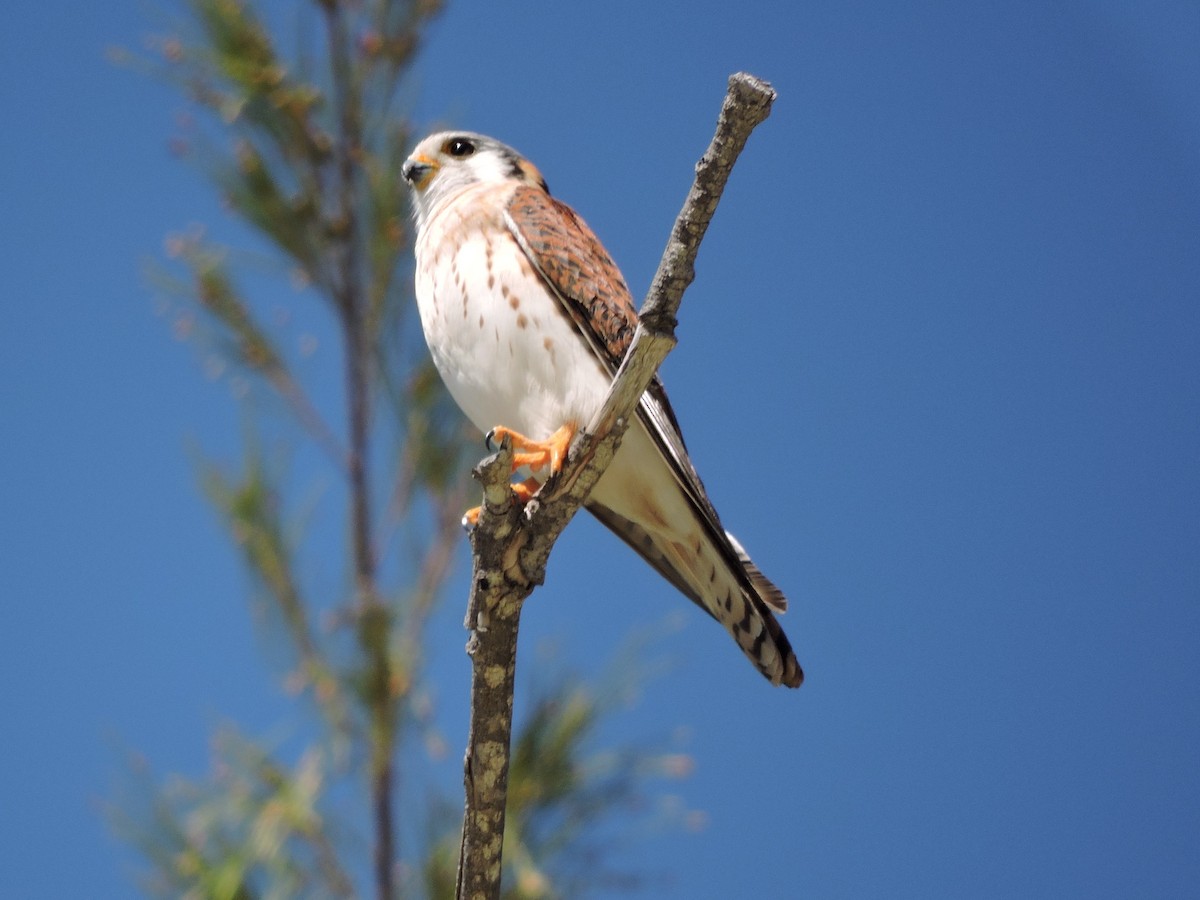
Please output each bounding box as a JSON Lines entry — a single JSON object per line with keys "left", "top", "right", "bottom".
{"left": 111, "top": 2, "right": 695, "bottom": 896}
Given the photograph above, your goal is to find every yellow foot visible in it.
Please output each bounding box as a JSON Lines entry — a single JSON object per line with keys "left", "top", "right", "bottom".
{"left": 462, "top": 478, "right": 541, "bottom": 529}
{"left": 486, "top": 422, "right": 577, "bottom": 476}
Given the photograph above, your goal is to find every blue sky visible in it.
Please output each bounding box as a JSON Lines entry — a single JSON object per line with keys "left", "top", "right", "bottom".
{"left": 2, "top": 1, "right": 1199, "bottom": 897}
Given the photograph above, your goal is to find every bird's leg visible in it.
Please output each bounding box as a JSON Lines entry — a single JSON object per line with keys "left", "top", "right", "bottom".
{"left": 462, "top": 478, "right": 541, "bottom": 529}
{"left": 463, "top": 424, "right": 577, "bottom": 529}
{"left": 486, "top": 422, "right": 576, "bottom": 477}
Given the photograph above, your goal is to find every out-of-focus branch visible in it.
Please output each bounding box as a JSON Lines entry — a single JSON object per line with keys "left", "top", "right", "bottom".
{"left": 324, "top": 4, "right": 396, "bottom": 898}
{"left": 125, "top": 1, "right": 452, "bottom": 896}
{"left": 454, "top": 72, "right": 778, "bottom": 900}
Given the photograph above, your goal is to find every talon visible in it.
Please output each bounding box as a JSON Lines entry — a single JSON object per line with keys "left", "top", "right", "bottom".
{"left": 484, "top": 428, "right": 500, "bottom": 453}
{"left": 462, "top": 506, "right": 480, "bottom": 530}
{"left": 487, "top": 423, "right": 577, "bottom": 477}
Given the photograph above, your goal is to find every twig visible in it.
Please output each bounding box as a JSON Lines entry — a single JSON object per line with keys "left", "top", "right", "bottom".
{"left": 454, "top": 73, "right": 778, "bottom": 900}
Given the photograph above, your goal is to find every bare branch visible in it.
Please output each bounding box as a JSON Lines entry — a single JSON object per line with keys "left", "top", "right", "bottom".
{"left": 454, "top": 72, "right": 778, "bottom": 900}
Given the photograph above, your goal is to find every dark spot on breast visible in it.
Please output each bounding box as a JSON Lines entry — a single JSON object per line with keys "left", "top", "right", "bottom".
{"left": 517, "top": 314, "right": 528, "bottom": 329}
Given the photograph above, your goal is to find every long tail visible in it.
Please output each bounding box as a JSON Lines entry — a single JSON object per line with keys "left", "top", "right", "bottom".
{"left": 588, "top": 503, "right": 803, "bottom": 687}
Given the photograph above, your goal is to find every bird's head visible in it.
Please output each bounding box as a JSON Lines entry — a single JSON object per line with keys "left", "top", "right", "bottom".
{"left": 402, "top": 131, "right": 548, "bottom": 229}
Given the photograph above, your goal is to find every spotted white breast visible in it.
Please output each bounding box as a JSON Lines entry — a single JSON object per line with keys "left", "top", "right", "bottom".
{"left": 413, "top": 181, "right": 611, "bottom": 440}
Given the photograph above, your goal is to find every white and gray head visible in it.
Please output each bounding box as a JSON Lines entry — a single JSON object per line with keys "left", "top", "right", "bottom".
{"left": 401, "top": 131, "right": 549, "bottom": 230}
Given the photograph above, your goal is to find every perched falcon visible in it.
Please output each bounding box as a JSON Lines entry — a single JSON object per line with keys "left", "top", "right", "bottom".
{"left": 402, "top": 132, "right": 802, "bottom": 688}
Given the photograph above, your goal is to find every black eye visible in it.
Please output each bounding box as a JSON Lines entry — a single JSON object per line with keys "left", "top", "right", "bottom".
{"left": 446, "top": 138, "right": 475, "bottom": 158}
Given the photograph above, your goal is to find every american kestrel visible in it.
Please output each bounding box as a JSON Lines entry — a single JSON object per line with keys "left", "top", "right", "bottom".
{"left": 402, "top": 132, "right": 802, "bottom": 688}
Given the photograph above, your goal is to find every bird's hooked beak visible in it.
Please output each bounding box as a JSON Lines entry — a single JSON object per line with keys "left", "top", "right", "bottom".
{"left": 401, "top": 154, "right": 438, "bottom": 190}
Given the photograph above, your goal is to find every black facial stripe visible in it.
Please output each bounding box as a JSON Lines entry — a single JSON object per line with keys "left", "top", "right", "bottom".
{"left": 501, "top": 149, "right": 525, "bottom": 181}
